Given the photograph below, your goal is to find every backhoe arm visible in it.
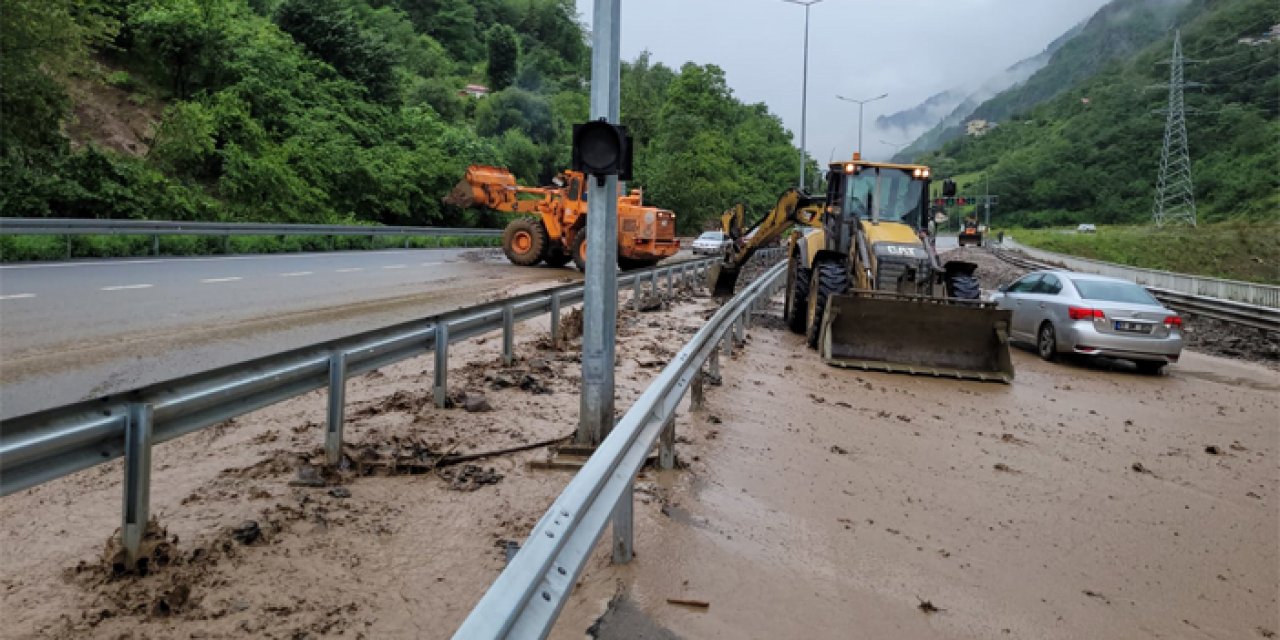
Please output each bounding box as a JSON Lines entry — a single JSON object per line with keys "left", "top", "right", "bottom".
{"left": 709, "top": 188, "right": 823, "bottom": 297}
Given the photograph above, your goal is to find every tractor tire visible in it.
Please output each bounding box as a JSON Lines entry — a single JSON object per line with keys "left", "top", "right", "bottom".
{"left": 571, "top": 232, "right": 588, "bottom": 272}
{"left": 543, "top": 245, "right": 572, "bottom": 268}
{"left": 784, "top": 259, "right": 811, "bottom": 334}
{"left": 502, "top": 218, "right": 548, "bottom": 266}
{"left": 946, "top": 272, "right": 981, "bottom": 300}
{"left": 806, "top": 259, "right": 851, "bottom": 349}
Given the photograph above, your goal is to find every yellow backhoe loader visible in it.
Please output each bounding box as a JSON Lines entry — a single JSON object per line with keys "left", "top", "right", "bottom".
{"left": 710, "top": 155, "right": 1014, "bottom": 383}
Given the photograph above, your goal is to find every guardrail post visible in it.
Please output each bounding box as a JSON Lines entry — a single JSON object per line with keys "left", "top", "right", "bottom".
{"left": 65, "top": 235, "right": 71, "bottom": 259}
{"left": 710, "top": 343, "right": 721, "bottom": 380}
{"left": 722, "top": 333, "right": 733, "bottom": 357}
{"left": 326, "top": 352, "right": 347, "bottom": 466}
{"left": 612, "top": 486, "right": 634, "bottom": 564}
{"left": 222, "top": 235, "right": 230, "bottom": 254}
{"left": 666, "top": 268, "right": 674, "bottom": 298}
{"left": 735, "top": 314, "right": 746, "bottom": 344}
{"left": 122, "top": 403, "right": 153, "bottom": 569}
{"left": 690, "top": 371, "right": 705, "bottom": 410}
{"left": 434, "top": 323, "right": 449, "bottom": 408}
{"left": 550, "top": 292, "right": 561, "bottom": 348}
{"left": 650, "top": 271, "right": 658, "bottom": 298}
{"left": 502, "top": 303, "right": 515, "bottom": 366}
{"left": 632, "top": 276, "right": 641, "bottom": 310}
{"left": 152, "top": 235, "right": 159, "bottom": 256}
{"left": 659, "top": 414, "right": 676, "bottom": 470}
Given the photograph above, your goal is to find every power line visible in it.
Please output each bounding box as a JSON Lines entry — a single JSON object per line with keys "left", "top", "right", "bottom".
{"left": 1152, "top": 30, "right": 1198, "bottom": 228}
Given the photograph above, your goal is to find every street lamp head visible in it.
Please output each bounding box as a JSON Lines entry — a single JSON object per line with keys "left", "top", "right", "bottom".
{"left": 782, "top": 0, "right": 823, "bottom": 6}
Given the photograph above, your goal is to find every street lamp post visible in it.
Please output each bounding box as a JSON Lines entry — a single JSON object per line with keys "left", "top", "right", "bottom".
{"left": 784, "top": 0, "right": 822, "bottom": 190}
{"left": 837, "top": 93, "right": 888, "bottom": 156}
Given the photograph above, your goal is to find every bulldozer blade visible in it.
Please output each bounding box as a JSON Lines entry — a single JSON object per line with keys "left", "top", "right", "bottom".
{"left": 819, "top": 291, "right": 1015, "bottom": 383}
{"left": 708, "top": 262, "right": 741, "bottom": 298}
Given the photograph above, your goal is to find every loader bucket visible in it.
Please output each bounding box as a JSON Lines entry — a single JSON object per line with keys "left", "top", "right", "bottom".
{"left": 708, "top": 262, "right": 742, "bottom": 298}
{"left": 819, "top": 291, "right": 1015, "bottom": 383}
{"left": 442, "top": 178, "right": 477, "bottom": 208}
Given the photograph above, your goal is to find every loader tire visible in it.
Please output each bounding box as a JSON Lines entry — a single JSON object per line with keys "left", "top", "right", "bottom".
{"left": 784, "top": 259, "right": 811, "bottom": 334}
{"left": 503, "top": 218, "right": 548, "bottom": 266}
{"left": 946, "top": 272, "right": 981, "bottom": 300}
{"left": 571, "top": 232, "right": 588, "bottom": 272}
{"left": 543, "top": 246, "right": 572, "bottom": 268}
{"left": 806, "top": 259, "right": 851, "bottom": 349}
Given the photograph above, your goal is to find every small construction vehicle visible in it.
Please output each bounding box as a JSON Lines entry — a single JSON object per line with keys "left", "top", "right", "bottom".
{"left": 959, "top": 215, "right": 983, "bottom": 247}
{"left": 710, "top": 155, "right": 1013, "bottom": 382}
{"left": 445, "top": 165, "right": 679, "bottom": 271}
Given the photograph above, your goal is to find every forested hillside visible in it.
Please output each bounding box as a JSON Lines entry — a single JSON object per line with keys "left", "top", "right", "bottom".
{"left": 916, "top": 0, "right": 1279, "bottom": 227}
{"left": 0, "top": 0, "right": 802, "bottom": 234}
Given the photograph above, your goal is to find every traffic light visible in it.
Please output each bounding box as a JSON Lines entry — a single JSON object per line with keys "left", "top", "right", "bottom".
{"left": 572, "top": 118, "right": 633, "bottom": 184}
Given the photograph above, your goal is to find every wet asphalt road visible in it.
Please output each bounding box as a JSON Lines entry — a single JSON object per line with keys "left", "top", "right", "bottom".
{"left": 0, "top": 248, "right": 576, "bottom": 418}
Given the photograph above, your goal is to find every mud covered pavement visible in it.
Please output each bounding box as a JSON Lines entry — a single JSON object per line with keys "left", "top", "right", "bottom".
{"left": 0, "top": 267, "right": 730, "bottom": 639}
{"left": 553, "top": 293, "right": 1280, "bottom": 639}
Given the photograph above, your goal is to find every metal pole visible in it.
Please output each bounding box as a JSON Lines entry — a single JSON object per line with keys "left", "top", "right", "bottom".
{"left": 799, "top": 3, "right": 810, "bottom": 190}
{"left": 577, "top": 0, "right": 621, "bottom": 446}
{"left": 659, "top": 414, "right": 676, "bottom": 470}
{"left": 612, "top": 485, "right": 633, "bottom": 564}
{"left": 501, "top": 303, "right": 515, "bottom": 366}
{"left": 858, "top": 103, "right": 864, "bottom": 156}
{"left": 549, "top": 292, "right": 561, "bottom": 348}
{"left": 433, "top": 323, "right": 449, "bottom": 408}
{"left": 121, "top": 403, "right": 153, "bottom": 569}
{"left": 326, "top": 352, "right": 347, "bottom": 466}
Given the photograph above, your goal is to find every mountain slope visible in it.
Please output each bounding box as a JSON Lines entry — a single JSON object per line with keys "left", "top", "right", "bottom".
{"left": 917, "top": 0, "right": 1279, "bottom": 226}
{"left": 896, "top": 0, "right": 1191, "bottom": 161}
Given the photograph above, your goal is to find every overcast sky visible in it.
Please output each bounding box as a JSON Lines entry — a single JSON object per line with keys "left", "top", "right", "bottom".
{"left": 573, "top": 0, "right": 1110, "bottom": 165}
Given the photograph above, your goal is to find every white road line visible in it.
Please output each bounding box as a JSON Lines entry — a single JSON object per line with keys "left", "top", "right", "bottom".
{"left": 200, "top": 277, "right": 243, "bottom": 283}
{"left": 0, "top": 249, "right": 457, "bottom": 270}
{"left": 100, "top": 284, "right": 153, "bottom": 291}
{"left": 420, "top": 261, "right": 441, "bottom": 266}
{"left": 335, "top": 267, "right": 364, "bottom": 273}
{"left": 281, "top": 271, "right": 313, "bottom": 277}
{"left": 0, "top": 293, "right": 35, "bottom": 300}
{"left": 382, "top": 264, "right": 407, "bottom": 269}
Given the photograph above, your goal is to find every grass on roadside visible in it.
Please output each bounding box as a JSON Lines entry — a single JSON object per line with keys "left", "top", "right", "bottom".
{"left": 1007, "top": 222, "right": 1280, "bottom": 284}
{"left": 0, "top": 234, "right": 502, "bottom": 262}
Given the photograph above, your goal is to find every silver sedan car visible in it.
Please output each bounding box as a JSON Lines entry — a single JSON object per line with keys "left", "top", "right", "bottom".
{"left": 992, "top": 270, "right": 1184, "bottom": 373}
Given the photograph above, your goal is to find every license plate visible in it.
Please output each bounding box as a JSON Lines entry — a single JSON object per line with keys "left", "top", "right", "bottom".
{"left": 1114, "top": 321, "right": 1152, "bottom": 333}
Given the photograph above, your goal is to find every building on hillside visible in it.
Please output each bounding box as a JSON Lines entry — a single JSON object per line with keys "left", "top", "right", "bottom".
{"left": 965, "top": 119, "right": 996, "bottom": 137}
{"left": 459, "top": 84, "right": 490, "bottom": 98}
{"left": 1237, "top": 24, "right": 1280, "bottom": 46}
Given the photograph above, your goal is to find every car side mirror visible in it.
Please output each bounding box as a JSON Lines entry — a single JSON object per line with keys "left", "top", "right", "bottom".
{"left": 997, "top": 283, "right": 1009, "bottom": 293}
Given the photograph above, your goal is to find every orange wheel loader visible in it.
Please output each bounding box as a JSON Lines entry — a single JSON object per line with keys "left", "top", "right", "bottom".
{"left": 444, "top": 165, "right": 680, "bottom": 271}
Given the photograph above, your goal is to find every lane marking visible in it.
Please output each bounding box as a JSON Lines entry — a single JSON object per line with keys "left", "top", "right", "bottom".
{"left": 420, "top": 261, "right": 441, "bottom": 267}
{"left": 200, "top": 277, "right": 243, "bottom": 283}
{"left": 382, "top": 264, "right": 407, "bottom": 269}
{"left": 0, "top": 293, "right": 35, "bottom": 300}
{"left": 281, "top": 271, "right": 313, "bottom": 277}
{"left": 100, "top": 284, "right": 153, "bottom": 291}
{"left": 335, "top": 268, "right": 364, "bottom": 273}
{"left": 0, "top": 249, "right": 461, "bottom": 270}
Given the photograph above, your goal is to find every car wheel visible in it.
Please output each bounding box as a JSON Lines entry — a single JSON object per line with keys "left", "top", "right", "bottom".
{"left": 1037, "top": 322, "right": 1057, "bottom": 361}
{"left": 1134, "top": 360, "right": 1166, "bottom": 375}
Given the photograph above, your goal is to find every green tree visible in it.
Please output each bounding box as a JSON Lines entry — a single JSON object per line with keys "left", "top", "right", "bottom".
{"left": 275, "top": 0, "right": 400, "bottom": 103}
{"left": 485, "top": 24, "right": 519, "bottom": 91}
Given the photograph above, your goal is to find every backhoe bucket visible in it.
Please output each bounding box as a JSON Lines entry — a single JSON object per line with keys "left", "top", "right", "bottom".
{"left": 708, "top": 262, "right": 742, "bottom": 298}
{"left": 442, "top": 178, "right": 476, "bottom": 208}
{"left": 819, "top": 291, "right": 1014, "bottom": 383}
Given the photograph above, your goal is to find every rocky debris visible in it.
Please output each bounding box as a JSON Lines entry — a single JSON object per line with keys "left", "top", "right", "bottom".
{"left": 1204, "top": 445, "right": 1222, "bottom": 455}
{"left": 440, "top": 464, "right": 503, "bottom": 491}
{"left": 633, "top": 294, "right": 665, "bottom": 312}
{"left": 463, "top": 393, "right": 493, "bottom": 413}
{"left": 1131, "top": 462, "right": 1152, "bottom": 474}
{"left": 102, "top": 519, "right": 176, "bottom": 577}
{"left": 1181, "top": 318, "right": 1280, "bottom": 366}
{"left": 328, "top": 487, "right": 352, "bottom": 499}
{"left": 829, "top": 445, "right": 848, "bottom": 455}
{"left": 230, "top": 520, "right": 262, "bottom": 545}
{"left": 559, "top": 307, "right": 584, "bottom": 341}
{"left": 519, "top": 374, "right": 551, "bottom": 394}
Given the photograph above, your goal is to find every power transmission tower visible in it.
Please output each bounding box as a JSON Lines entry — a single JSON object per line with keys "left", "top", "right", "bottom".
{"left": 1152, "top": 30, "right": 1199, "bottom": 227}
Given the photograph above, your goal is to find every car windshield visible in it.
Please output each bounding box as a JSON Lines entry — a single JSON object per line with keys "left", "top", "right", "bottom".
{"left": 698, "top": 232, "right": 724, "bottom": 241}
{"left": 1071, "top": 279, "right": 1159, "bottom": 305}
{"left": 843, "top": 167, "right": 923, "bottom": 224}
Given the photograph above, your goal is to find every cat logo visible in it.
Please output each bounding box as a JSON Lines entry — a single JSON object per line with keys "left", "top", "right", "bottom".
{"left": 885, "top": 246, "right": 918, "bottom": 257}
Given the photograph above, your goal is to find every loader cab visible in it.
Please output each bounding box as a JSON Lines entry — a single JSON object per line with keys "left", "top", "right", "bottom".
{"left": 828, "top": 161, "right": 931, "bottom": 230}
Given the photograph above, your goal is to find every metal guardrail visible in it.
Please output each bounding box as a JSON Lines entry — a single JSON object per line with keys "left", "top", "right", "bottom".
{"left": 0, "top": 249, "right": 780, "bottom": 567}
{"left": 1004, "top": 237, "right": 1279, "bottom": 309}
{"left": 454, "top": 259, "right": 786, "bottom": 638}
{"left": 990, "top": 246, "right": 1280, "bottom": 332}
{"left": 0, "top": 217, "right": 503, "bottom": 256}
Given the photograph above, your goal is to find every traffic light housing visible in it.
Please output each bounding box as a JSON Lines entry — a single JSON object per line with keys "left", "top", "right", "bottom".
{"left": 572, "top": 119, "right": 633, "bottom": 184}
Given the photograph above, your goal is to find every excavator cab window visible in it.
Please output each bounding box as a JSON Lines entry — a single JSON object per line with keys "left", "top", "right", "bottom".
{"left": 566, "top": 176, "right": 587, "bottom": 202}
{"left": 842, "top": 167, "right": 924, "bottom": 228}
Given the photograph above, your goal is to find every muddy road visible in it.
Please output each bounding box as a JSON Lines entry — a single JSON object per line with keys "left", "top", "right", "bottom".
{"left": 0, "top": 264, "right": 1276, "bottom": 639}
